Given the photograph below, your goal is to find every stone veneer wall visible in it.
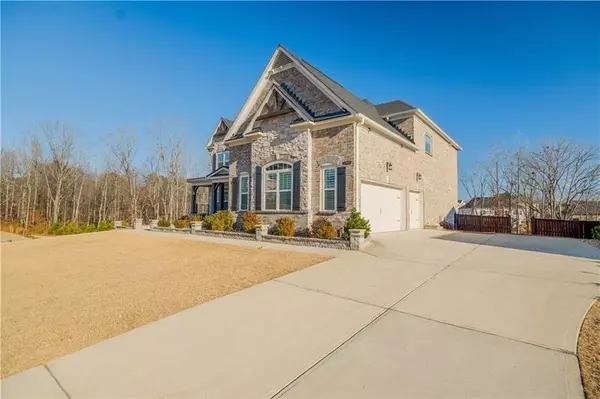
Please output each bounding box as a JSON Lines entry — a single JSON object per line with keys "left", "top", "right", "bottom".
{"left": 311, "top": 124, "right": 355, "bottom": 230}
{"left": 358, "top": 116, "right": 458, "bottom": 226}
{"left": 271, "top": 67, "right": 341, "bottom": 116}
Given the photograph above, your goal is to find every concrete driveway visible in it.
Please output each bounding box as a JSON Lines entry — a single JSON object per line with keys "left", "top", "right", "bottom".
{"left": 3, "top": 230, "right": 599, "bottom": 399}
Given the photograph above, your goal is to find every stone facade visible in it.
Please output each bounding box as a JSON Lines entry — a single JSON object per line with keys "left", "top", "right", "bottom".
{"left": 272, "top": 68, "right": 341, "bottom": 116}
{"left": 311, "top": 124, "right": 355, "bottom": 229}
{"left": 358, "top": 115, "right": 458, "bottom": 227}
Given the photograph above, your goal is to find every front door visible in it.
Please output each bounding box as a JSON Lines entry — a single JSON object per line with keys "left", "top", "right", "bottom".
{"left": 409, "top": 191, "right": 421, "bottom": 229}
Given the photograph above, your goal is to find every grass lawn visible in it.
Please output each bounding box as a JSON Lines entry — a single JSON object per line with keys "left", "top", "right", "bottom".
{"left": 579, "top": 300, "right": 600, "bottom": 399}
{"left": 0, "top": 231, "right": 330, "bottom": 378}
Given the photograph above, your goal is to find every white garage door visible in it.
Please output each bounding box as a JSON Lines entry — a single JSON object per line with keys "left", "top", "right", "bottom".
{"left": 360, "top": 183, "right": 405, "bottom": 233}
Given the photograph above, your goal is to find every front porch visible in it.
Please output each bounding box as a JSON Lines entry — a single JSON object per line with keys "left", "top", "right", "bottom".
{"left": 187, "top": 167, "right": 229, "bottom": 215}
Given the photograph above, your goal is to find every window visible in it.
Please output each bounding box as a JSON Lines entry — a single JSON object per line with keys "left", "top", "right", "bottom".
{"left": 322, "top": 167, "right": 337, "bottom": 211}
{"left": 425, "top": 134, "right": 432, "bottom": 155}
{"left": 239, "top": 174, "right": 249, "bottom": 211}
{"left": 264, "top": 163, "right": 292, "bottom": 211}
{"left": 216, "top": 151, "right": 230, "bottom": 168}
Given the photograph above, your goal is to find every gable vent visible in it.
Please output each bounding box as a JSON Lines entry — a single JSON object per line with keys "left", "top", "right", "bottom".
{"left": 272, "top": 52, "right": 293, "bottom": 69}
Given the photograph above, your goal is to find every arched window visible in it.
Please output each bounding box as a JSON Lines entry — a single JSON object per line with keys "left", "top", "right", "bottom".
{"left": 264, "top": 162, "right": 293, "bottom": 210}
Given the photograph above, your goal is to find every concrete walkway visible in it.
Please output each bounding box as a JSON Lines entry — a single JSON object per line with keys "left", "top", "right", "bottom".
{"left": 3, "top": 230, "right": 599, "bottom": 398}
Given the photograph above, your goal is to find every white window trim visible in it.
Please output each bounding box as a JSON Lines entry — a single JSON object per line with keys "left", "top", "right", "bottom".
{"left": 216, "top": 151, "right": 230, "bottom": 168}
{"left": 425, "top": 133, "right": 433, "bottom": 155}
{"left": 262, "top": 162, "right": 293, "bottom": 211}
{"left": 238, "top": 173, "right": 249, "bottom": 211}
{"left": 321, "top": 166, "right": 337, "bottom": 212}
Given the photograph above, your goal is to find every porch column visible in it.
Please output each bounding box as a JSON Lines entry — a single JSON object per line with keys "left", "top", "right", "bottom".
{"left": 190, "top": 185, "right": 198, "bottom": 215}
{"left": 212, "top": 183, "right": 218, "bottom": 213}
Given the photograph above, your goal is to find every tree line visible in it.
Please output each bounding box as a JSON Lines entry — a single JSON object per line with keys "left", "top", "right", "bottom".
{"left": 460, "top": 138, "right": 600, "bottom": 222}
{"left": 1, "top": 120, "right": 195, "bottom": 233}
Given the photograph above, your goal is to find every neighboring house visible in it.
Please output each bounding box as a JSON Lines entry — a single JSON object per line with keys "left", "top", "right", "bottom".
{"left": 187, "top": 45, "right": 461, "bottom": 233}
{"left": 566, "top": 200, "right": 600, "bottom": 221}
{"left": 458, "top": 193, "right": 527, "bottom": 220}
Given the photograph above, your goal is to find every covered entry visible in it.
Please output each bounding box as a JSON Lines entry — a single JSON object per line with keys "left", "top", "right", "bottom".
{"left": 187, "top": 166, "right": 229, "bottom": 215}
{"left": 360, "top": 183, "right": 405, "bottom": 233}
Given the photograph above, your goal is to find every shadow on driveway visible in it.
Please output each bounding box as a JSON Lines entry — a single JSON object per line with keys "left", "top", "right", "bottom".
{"left": 434, "top": 232, "right": 600, "bottom": 260}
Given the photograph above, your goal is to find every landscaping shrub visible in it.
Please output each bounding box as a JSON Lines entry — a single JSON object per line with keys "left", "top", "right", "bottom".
{"left": 48, "top": 222, "right": 64, "bottom": 235}
{"left": 81, "top": 223, "right": 97, "bottom": 233}
{"left": 592, "top": 225, "right": 600, "bottom": 240}
{"left": 311, "top": 218, "right": 336, "bottom": 240}
{"left": 173, "top": 219, "right": 190, "bottom": 229}
{"left": 242, "top": 212, "right": 261, "bottom": 233}
{"left": 342, "top": 208, "right": 371, "bottom": 240}
{"left": 121, "top": 220, "right": 129, "bottom": 228}
{"left": 276, "top": 217, "right": 295, "bottom": 237}
{"left": 63, "top": 222, "right": 82, "bottom": 235}
{"left": 97, "top": 220, "right": 114, "bottom": 231}
{"left": 205, "top": 211, "right": 234, "bottom": 231}
{"left": 157, "top": 219, "right": 171, "bottom": 228}
{"left": 190, "top": 215, "right": 204, "bottom": 222}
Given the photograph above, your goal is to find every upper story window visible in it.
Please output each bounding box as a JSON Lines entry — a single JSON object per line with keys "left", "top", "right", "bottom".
{"left": 322, "top": 167, "right": 337, "bottom": 211}
{"left": 264, "top": 163, "right": 292, "bottom": 211}
{"left": 216, "top": 151, "right": 230, "bottom": 168}
{"left": 425, "top": 134, "right": 432, "bottom": 155}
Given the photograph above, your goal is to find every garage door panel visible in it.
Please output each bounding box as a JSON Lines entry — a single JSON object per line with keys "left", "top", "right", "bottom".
{"left": 360, "top": 183, "right": 404, "bottom": 233}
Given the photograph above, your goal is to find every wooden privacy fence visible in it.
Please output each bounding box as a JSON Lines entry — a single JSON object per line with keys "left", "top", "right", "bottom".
{"left": 530, "top": 218, "right": 600, "bottom": 239}
{"left": 455, "top": 214, "right": 512, "bottom": 234}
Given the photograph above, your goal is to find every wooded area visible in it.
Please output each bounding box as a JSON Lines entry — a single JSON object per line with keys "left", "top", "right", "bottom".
{"left": 0, "top": 120, "right": 195, "bottom": 233}
{"left": 460, "top": 138, "right": 600, "bottom": 226}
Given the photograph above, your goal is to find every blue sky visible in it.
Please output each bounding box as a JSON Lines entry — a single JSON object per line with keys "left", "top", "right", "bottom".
{"left": 2, "top": 2, "right": 599, "bottom": 198}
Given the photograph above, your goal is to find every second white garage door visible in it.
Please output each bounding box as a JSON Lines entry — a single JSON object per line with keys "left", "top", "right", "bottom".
{"left": 360, "top": 183, "right": 405, "bottom": 233}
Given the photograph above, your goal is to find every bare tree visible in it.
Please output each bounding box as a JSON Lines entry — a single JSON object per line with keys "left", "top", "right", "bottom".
{"left": 109, "top": 128, "right": 140, "bottom": 223}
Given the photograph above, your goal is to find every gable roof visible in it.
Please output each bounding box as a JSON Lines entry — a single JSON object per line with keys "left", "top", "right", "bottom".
{"left": 206, "top": 117, "right": 234, "bottom": 149}
{"left": 294, "top": 54, "right": 415, "bottom": 143}
{"left": 374, "top": 100, "right": 415, "bottom": 117}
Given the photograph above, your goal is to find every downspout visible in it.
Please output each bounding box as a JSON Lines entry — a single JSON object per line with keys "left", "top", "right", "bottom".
{"left": 353, "top": 122, "right": 360, "bottom": 211}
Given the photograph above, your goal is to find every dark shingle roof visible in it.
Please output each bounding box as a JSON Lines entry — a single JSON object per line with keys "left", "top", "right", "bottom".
{"left": 222, "top": 118, "right": 234, "bottom": 128}
{"left": 374, "top": 100, "right": 415, "bottom": 117}
{"left": 297, "top": 57, "right": 415, "bottom": 143}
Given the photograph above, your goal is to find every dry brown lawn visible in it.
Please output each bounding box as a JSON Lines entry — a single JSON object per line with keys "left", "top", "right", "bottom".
{"left": 1, "top": 231, "right": 330, "bottom": 378}
{"left": 579, "top": 300, "right": 600, "bottom": 399}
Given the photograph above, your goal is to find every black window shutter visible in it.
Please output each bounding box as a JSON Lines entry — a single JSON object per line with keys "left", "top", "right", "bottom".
{"left": 212, "top": 153, "right": 217, "bottom": 171}
{"left": 337, "top": 167, "right": 346, "bottom": 212}
{"left": 255, "top": 166, "right": 262, "bottom": 211}
{"left": 231, "top": 177, "right": 238, "bottom": 211}
{"left": 293, "top": 161, "right": 301, "bottom": 211}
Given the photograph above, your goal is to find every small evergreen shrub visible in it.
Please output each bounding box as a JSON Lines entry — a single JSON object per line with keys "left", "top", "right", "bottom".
{"left": 82, "top": 223, "right": 97, "bottom": 233}
{"left": 591, "top": 225, "right": 600, "bottom": 240}
{"left": 173, "top": 219, "right": 190, "bottom": 229}
{"left": 97, "top": 220, "right": 114, "bottom": 231}
{"left": 157, "top": 219, "right": 171, "bottom": 228}
{"left": 276, "top": 217, "right": 295, "bottom": 237}
{"left": 121, "top": 220, "right": 129, "bottom": 228}
{"left": 205, "top": 211, "right": 234, "bottom": 231}
{"left": 48, "top": 222, "right": 64, "bottom": 235}
{"left": 342, "top": 208, "right": 371, "bottom": 239}
{"left": 311, "top": 218, "right": 336, "bottom": 240}
{"left": 242, "top": 212, "right": 261, "bottom": 233}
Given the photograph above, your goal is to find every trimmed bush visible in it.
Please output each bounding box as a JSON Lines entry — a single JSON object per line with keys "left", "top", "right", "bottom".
{"left": 592, "top": 225, "right": 600, "bottom": 240}
{"left": 97, "top": 220, "right": 114, "bottom": 231}
{"left": 342, "top": 208, "right": 371, "bottom": 239}
{"left": 157, "top": 219, "right": 171, "bottom": 228}
{"left": 82, "top": 223, "right": 97, "bottom": 233}
{"left": 205, "top": 211, "right": 234, "bottom": 231}
{"left": 276, "top": 217, "right": 295, "bottom": 237}
{"left": 48, "top": 222, "right": 63, "bottom": 235}
{"left": 311, "top": 218, "right": 336, "bottom": 240}
{"left": 242, "top": 212, "right": 261, "bottom": 233}
{"left": 121, "top": 220, "right": 129, "bottom": 228}
{"left": 173, "top": 219, "right": 190, "bottom": 229}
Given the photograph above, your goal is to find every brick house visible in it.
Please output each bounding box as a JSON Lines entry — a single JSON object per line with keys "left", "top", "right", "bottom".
{"left": 188, "top": 46, "right": 461, "bottom": 233}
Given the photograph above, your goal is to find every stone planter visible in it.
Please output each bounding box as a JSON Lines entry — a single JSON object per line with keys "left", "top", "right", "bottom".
{"left": 134, "top": 218, "right": 143, "bottom": 230}
{"left": 150, "top": 219, "right": 158, "bottom": 229}
{"left": 114, "top": 220, "right": 123, "bottom": 229}
{"left": 255, "top": 224, "right": 269, "bottom": 241}
{"left": 191, "top": 221, "right": 203, "bottom": 232}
